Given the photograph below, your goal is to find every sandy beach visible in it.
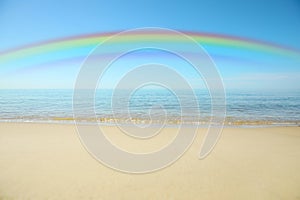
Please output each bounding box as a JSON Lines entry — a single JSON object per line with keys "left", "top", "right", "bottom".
{"left": 0, "top": 122, "right": 299, "bottom": 199}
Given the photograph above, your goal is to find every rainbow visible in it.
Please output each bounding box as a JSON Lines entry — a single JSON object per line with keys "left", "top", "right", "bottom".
{"left": 1, "top": 30, "right": 300, "bottom": 71}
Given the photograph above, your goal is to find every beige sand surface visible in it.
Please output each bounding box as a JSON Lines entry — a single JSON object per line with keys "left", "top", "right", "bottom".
{"left": 0, "top": 122, "right": 299, "bottom": 199}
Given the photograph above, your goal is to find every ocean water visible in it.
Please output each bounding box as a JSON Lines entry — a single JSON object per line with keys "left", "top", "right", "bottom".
{"left": 0, "top": 89, "right": 299, "bottom": 126}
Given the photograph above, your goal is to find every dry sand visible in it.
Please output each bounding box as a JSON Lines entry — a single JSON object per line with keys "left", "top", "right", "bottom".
{"left": 0, "top": 122, "right": 299, "bottom": 199}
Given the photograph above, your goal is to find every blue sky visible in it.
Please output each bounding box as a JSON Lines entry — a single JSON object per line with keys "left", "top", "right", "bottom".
{"left": 0, "top": 0, "right": 300, "bottom": 90}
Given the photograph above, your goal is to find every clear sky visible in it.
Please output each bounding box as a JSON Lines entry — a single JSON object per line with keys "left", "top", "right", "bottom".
{"left": 0, "top": 0, "right": 300, "bottom": 90}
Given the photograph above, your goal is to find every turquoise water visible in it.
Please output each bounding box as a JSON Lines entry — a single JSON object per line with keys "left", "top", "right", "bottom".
{"left": 0, "top": 89, "right": 299, "bottom": 126}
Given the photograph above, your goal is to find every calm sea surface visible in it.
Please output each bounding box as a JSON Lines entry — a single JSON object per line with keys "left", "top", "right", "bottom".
{"left": 0, "top": 89, "right": 299, "bottom": 126}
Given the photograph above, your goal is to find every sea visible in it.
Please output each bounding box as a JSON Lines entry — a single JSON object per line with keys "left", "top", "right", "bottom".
{"left": 0, "top": 89, "right": 299, "bottom": 127}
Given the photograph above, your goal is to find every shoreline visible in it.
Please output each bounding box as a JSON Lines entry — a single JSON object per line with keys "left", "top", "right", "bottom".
{"left": 0, "top": 120, "right": 299, "bottom": 129}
